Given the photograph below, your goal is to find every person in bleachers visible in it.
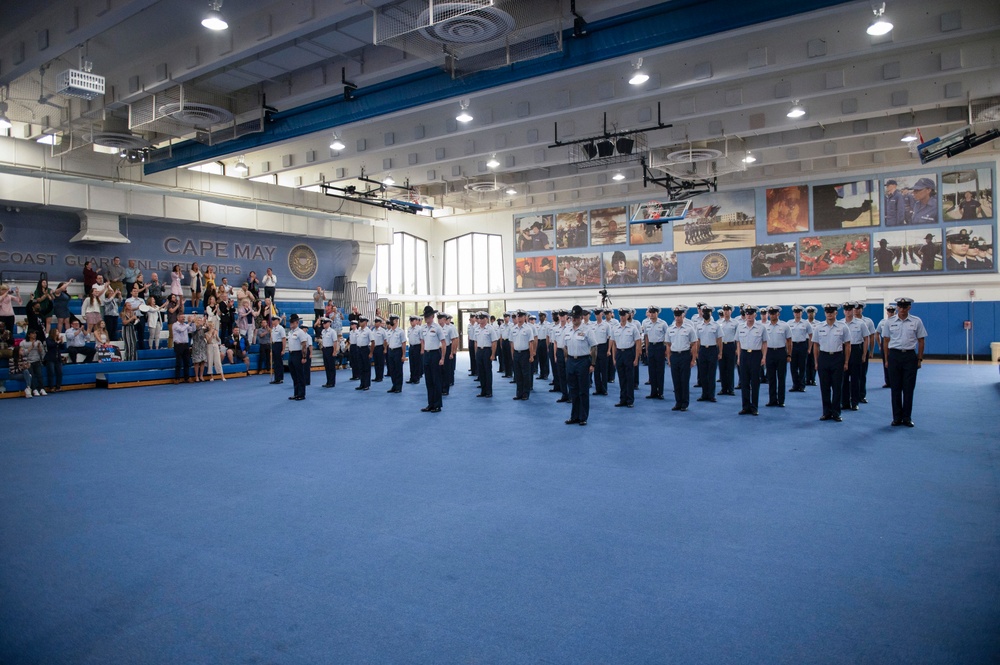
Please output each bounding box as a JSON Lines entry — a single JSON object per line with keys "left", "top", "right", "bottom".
{"left": 0, "top": 321, "right": 13, "bottom": 361}
{"left": 21, "top": 329, "right": 46, "bottom": 396}
{"left": 313, "top": 286, "right": 326, "bottom": 321}
{"left": 144, "top": 297, "right": 166, "bottom": 350}
{"left": 189, "top": 262, "right": 204, "bottom": 312}
{"left": 120, "top": 301, "right": 139, "bottom": 362}
{"left": 170, "top": 265, "right": 185, "bottom": 304}
{"left": 191, "top": 316, "right": 208, "bottom": 382}
{"left": 166, "top": 295, "right": 183, "bottom": 348}
{"left": 51, "top": 280, "right": 74, "bottom": 332}
{"left": 262, "top": 268, "right": 277, "bottom": 302}
{"left": 217, "top": 294, "right": 234, "bottom": 344}
{"left": 204, "top": 321, "right": 226, "bottom": 382}
{"left": 32, "top": 277, "right": 55, "bottom": 331}
{"left": 204, "top": 294, "right": 220, "bottom": 330}
{"left": 83, "top": 260, "right": 101, "bottom": 295}
{"left": 10, "top": 344, "right": 35, "bottom": 399}
{"left": 44, "top": 327, "right": 64, "bottom": 393}
{"left": 125, "top": 284, "right": 146, "bottom": 352}
{"left": 226, "top": 327, "right": 250, "bottom": 372}
{"left": 236, "top": 298, "right": 255, "bottom": 346}
{"left": 203, "top": 266, "right": 217, "bottom": 309}
{"left": 147, "top": 273, "right": 165, "bottom": 306}
{"left": 25, "top": 299, "right": 45, "bottom": 337}
{"left": 93, "top": 320, "right": 110, "bottom": 346}
{"left": 102, "top": 286, "right": 122, "bottom": 341}
{"left": 80, "top": 288, "right": 103, "bottom": 335}
{"left": 246, "top": 270, "right": 261, "bottom": 300}
{"left": 0, "top": 284, "right": 22, "bottom": 333}
{"left": 65, "top": 319, "right": 95, "bottom": 364}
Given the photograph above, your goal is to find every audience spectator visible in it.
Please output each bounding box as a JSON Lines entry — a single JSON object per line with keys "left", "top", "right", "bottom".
{"left": 191, "top": 316, "right": 208, "bottom": 381}
{"left": 226, "top": 327, "right": 250, "bottom": 372}
{"left": 203, "top": 266, "right": 217, "bottom": 308}
{"left": 80, "top": 289, "right": 103, "bottom": 334}
{"left": 246, "top": 271, "right": 261, "bottom": 300}
{"left": 145, "top": 296, "right": 166, "bottom": 350}
{"left": 166, "top": 295, "right": 183, "bottom": 348}
{"left": 219, "top": 277, "right": 233, "bottom": 298}
{"left": 11, "top": 344, "right": 34, "bottom": 399}
{"left": 51, "top": 280, "right": 74, "bottom": 332}
{"left": 262, "top": 268, "right": 277, "bottom": 302}
{"left": 0, "top": 284, "right": 22, "bottom": 332}
{"left": 313, "top": 286, "right": 326, "bottom": 321}
{"left": 204, "top": 295, "right": 220, "bottom": 330}
{"left": 106, "top": 256, "right": 125, "bottom": 294}
{"left": 44, "top": 327, "right": 64, "bottom": 393}
{"left": 189, "top": 262, "right": 204, "bottom": 312}
{"left": 125, "top": 285, "right": 146, "bottom": 351}
{"left": 21, "top": 329, "right": 46, "bottom": 396}
{"left": 218, "top": 295, "right": 234, "bottom": 343}
{"left": 102, "top": 287, "right": 122, "bottom": 341}
{"left": 25, "top": 299, "right": 45, "bottom": 336}
{"left": 236, "top": 298, "right": 254, "bottom": 343}
{"left": 170, "top": 265, "right": 184, "bottom": 303}
{"left": 83, "top": 260, "right": 101, "bottom": 295}
{"left": 123, "top": 259, "right": 139, "bottom": 296}
{"left": 172, "top": 314, "right": 195, "bottom": 382}
{"left": 147, "top": 272, "right": 165, "bottom": 305}
{"left": 120, "top": 302, "right": 139, "bottom": 361}
{"left": 32, "top": 277, "right": 54, "bottom": 331}
{"left": 93, "top": 320, "right": 110, "bottom": 346}
{"left": 65, "top": 319, "right": 95, "bottom": 363}
{"left": 204, "top": 321, "right": 226, "bottom": 382}
{"left": 91, "top": 274, "right": 109, "bottom": 299}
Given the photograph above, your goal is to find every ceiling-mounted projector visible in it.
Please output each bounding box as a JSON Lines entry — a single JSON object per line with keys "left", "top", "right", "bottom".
{"left": 56, "top": 69, "right": 106, "bottom": 100}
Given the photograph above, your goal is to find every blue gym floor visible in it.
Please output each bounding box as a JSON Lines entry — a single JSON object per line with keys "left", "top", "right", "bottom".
{"left": 1, "top": 359, "right": 998, "bottom": 663}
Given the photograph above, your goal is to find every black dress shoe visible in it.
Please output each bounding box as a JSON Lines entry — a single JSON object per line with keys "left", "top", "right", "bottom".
{"left": 739, "top": 409, "right": 752, "bottom": 415}
{"left": 832, "top": 415, "right": 843, "bottom": 422}
{"left": 891, "top": 420, "right": 902, "bottom": 426}
{"left": 513, "top": 396, "right": 524, "bottom": 401}
{"left": 288, "top": 396, "right": 298, "bottom": 400}
{"left": 765, "top": 402, "right": 778, "bottom": 407}
{"left": 548, "top": 389, "right": 559, "bottom": 393}
{"left": 904, "top": 420, "right": 914, "bottom": 427}
{"left": 882, "top": 384, "right": 890, "bottom": 388}
{"left": 751, "top": 410, "right": 759, "bottom": 416}
{"left": 509, "top": 380, "right": 517, "bottom": 384}
{"left": 269, "top": 380, "right": 282, "bottom": 384}
{"left": 820, "top": 415, "right": 831, "bottom": 421}
{"left": 429, "top": 407, "right": 441, "bottom": 413}
{"left": 579, "top": 421, "right": 587, "bottom": 426}
{"left": 849, "top": 406, "right": 859, "bottom": 411}
{"left": 556, "top": 398, "right": 570, "bottom": 403}
{"left": 565, "top": 419, "right": 580, "bottom": 425}
{"left": 421, "top": 406, "right": 432, "bottom": 412}
{"left": 645, "top": 395, "right": 656, "bottom": 399}
{"left": 860, "top": 398, "right": 868, "bottom": 404}
{"left": 355, "top": 386, "right": 364, "bottom": 390}
{"left": 614, "top": 402, "right": 627, "bottom": 407}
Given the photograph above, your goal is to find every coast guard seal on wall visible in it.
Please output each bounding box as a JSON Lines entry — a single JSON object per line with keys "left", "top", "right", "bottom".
{"left": 288, "top": 244, "right": 318, "bottom": 281}
{"left": 701, "top": 252, "right": 729, "bottom": 281}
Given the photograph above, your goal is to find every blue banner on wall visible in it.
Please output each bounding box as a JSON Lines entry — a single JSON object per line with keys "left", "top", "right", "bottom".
{"left": 0, "top": 209, "right": 355, "bottom": 287}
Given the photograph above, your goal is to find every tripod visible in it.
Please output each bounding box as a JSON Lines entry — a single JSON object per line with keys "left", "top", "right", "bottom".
{"left": 599, "top": 288, "right": 612, "bottom": 309}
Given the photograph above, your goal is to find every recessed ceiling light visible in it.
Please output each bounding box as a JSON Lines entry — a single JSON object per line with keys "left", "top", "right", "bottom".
{"left": 201, "top": 1, "right": 228, "bottom": 30}
{"left": 233, "top": 156, "right": 249, "bottom": 175}
{"left": 330, "top": 139, "right": 345, "bottom": 151}
{"left": 866, "top": 3, "right": 893, "bottom": 36}
{"left": 787, "top": 101, "right": 806, "bottom": 118}
{"left": 487, "top": 155, "right": 500, "bottom": 169}
{"left": 742, "top": 152, "right": 757, "bottom": 164}
{"left": 383, "top": 175, "right": 395, "bottom": 186}
{"left": 900, "top": 131, "right": 919, "bottom": 143}
{"left": 612, "top": 172, "right": 625, "bottom": 181}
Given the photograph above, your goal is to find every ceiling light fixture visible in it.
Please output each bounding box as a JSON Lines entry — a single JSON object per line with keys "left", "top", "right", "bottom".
{"left": 201, "top": 0, "right": 228, "bottom": 30}
{"left": 456, "top": 99, "right": 473, "bottom": 123}
{"left": 612, "top": 171, "right": 625, "bottom": 181}
{"left": 866, "top": 2, "right": 893, "bottom": 36}
{"left": 233, "top": 156, "right": 249, "bottom": 175}
{"left": 382, "top": 174, "right": 395, "bottom": 186}
{"left": 487, "top": 154, "right": 500, "bottom": 169}
{"left": 742, "top": 151, "right": 757, "bottom": 164}
{"left": 787, "top": 100, "right": 806, "bottom": 119}
{"left": 36, "top": 133, "right": 58, "bottom": 145}
{"left": 900, "top": 131, "right": 919, "bottom": 143}
{"left": 505, "top": 187, "right": 517, "bottom": 195}
{"left": 330, "top": 133, "right": 346, "bottom": 151}
{"left": 628, "top": 58, "right": 649, "bottom": 86}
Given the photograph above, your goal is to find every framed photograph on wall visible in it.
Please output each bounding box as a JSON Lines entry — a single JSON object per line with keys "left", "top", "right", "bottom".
{"left": 766, "top": 185, "right": 809, "bottom": 234}
{"left": 515, "top": 256, "right": 557, "bottom": 289}
{"left": 555, "top": 211, "right": 589, "bottom": 249}
{"left": 671, "top": 190, "right": 756, "bottom": 251}
{"left": 557, "top": 253, "right": 603, "bottom": 287}
{"left": 640, "top": 251, "right": 678, "bottom": 283}
{"left": 882, "top": 173, "right": 938, "bottom": 226}
{"left": 872, "top": 229, "right": 942, "bottom": 273}
{"left": 941, "top": 168, "right": 993, "bottom": 221}
{"left": 603, "top": 249, "right": 640, "bottom": 285}
{"left": 750, "top": 242, "right": 797, "bottom": 278}
{"left": 798, "top": 234, "right": 871, "bottom": 277}
{"left": 812, "top": 179, "right": 879, "bottom": 230}
{"left": 945, "top": 225, "right": 994, "bottom": 271}
{"left": 589, "top": 206, "right": 628, "bottom": 246}
{"left": 514, "top": 214, "right": 555, "bottom": 253}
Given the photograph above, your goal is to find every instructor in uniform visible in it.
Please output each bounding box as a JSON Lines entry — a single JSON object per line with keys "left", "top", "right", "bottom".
{"left": 882, "top": 297, "right": 927, "bottom": 427}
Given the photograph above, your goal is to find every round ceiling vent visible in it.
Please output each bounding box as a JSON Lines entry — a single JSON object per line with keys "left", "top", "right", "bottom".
{"left": 418, "top": 3, "right": 516, "bottom": 44}
{"left": 665, "top": 148, "right": 724, "bottom": 163}
{"left": 85, "top": 131, "right": 151, "bottom": 150}
{"left": 465, "top": 180, "right": 502, "bottom": 193}
{"left": 158, "top": 102, "right": 234, "bottom": 126}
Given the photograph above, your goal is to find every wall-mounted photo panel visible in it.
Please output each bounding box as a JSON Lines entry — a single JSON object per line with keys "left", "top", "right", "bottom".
{"left": 555, "top": 210, "right": 589, "bottom": 249}
{"left": 589, "top": 206, "right": 629, "bottom": 246}
{"left": 515, "top": 255, "right": 557, "bottom": 289}
{"left": 514, "top": 213, "right": 555, "bottom": 253}
{"left": 882, "top": 173, "right": 938, "bottom": 226}
{"left": 603, "top": 249, "right": 640, "bottom": 285}
{"left": 640, "top": 251, "right": 679, "bottom": 283}
{"left": 798, "top": 233, "right": 871, "bottom": 277}
{"left": 673, "top": 190, "right": 757, "bottom": 251}
{"left": 557, "top": 253, "right": 603, "bottom": 287}
{"left": 812, "top": 179, "right": 879, "bottom": 231}
{"left": 945, "top": 225, "right": 994, "bottom": 271}
{"left": 766, "top": 185, "right": 809, "bottom": 234}
{"left": 750, "top": 242, "right": 797, "bottom": 278}
{"left": 872, "top": 229, "right": 942, "bottom": 273}
{"left": 941, "top": 168, "right": 993, "bottom": 221}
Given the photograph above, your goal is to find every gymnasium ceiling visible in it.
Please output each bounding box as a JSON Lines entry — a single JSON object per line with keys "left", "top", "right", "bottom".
{"left": 0, "top": 0, "right": 998, "bottom": 216}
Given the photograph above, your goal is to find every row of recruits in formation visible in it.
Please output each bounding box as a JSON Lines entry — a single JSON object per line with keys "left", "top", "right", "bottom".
{"left": 269, "top": 298, "right": 926, "bottom": 429}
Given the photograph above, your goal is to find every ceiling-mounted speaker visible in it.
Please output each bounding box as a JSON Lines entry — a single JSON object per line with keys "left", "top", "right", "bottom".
{"left": 596, "top": 139, "right": 614, "bottom": 157}
{"left": 582, "top": 142, "right": 597, "bottom": 160}
{"left": 615, "top": 137, "right": 635, "bottom": 155}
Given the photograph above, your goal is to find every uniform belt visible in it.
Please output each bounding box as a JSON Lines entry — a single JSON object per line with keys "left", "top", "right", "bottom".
{"left": 700, "top": 344, "right": 717, "bottom": 348}
{"left": 889, "top": 348, "right": 915, "bottom": 353}
{"left": 850, "top": 343, "right": 863, "bottom": 347}
{"left": 568, "top": 354, "right": 590, "bottom": 359}
{"left": 648, "top": 341, "right": 665, "bottom": 345}
{"left": 723, "top": 340, "right": 736, "bottom": 345}
{"left": 820, "top": 350, "right": 843, "bottom": 355}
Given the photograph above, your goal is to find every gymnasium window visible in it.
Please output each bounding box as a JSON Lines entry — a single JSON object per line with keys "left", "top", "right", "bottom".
{"left": 443, "top": 233, "right": 505, "bottom": 295}
{"left": 373, "top": 232, "right": 429, "bottom": 295}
